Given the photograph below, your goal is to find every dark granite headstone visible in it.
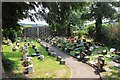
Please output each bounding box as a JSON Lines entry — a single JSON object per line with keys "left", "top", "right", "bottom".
{"left": 56, "top": 56, "right": 62, "bottom": 61}
{"left": 98, "top": 56, "right": 104, "bottom": 71}
{"left": 112, "top": 56, "right": 120, "bottom": 63}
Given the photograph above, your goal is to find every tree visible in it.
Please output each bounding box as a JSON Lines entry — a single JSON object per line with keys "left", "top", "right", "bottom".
{"left": 2, "top": 2, "right": 35, "bottom": 42}
{"left": 81, "top": 2, "right": 117, "bottom": 41}
{"left": 35, "top": 2, "right": 87, "bottom": 37}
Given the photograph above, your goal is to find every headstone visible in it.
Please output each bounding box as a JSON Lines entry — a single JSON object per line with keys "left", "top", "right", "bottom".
{"left": 36, "top": 49, "right": 40, "bottom": 54}
{"left": 46, "top": 46, "right": 49, "bottom": 51}
{"left": 8, "top": 42, "right": 12, "bottom": 46}
{"left": 28, "top": 42, "right": 30, "bottom": 46}
{"left": 110, "top": 48, "right": 116, "bottom": 54}
{"left": 56, "top": 56, "right": 62, "bottom": 61}
{"left": 98, "top": 56, "right": 104, "bottom": 71}
{"left": 31, "top": 53, "right": 40, "bottom": 57}
{"left": 80, "top": 51, "right": 86, "bottom": 59}
{"left": 34, "top": 47, "right": 38, "bottom": 52}
{"left": 77, "top": 55, "right": 80, "bottom": 59}
{"left": 109, "top": 61, "right": 120, "bottom": 68}
{"left": 75, "top": 52, "right": 79, "bottom": 57}
{"left": 12, "top": 46, "right": 18, "bottom": 51}
{"left": 32, "top": 45, "right": 35, "bottom": 49}
{"left": 60, "top": 59, "right": 65, "bottom": 65}
{"left": 102, "top": 49, "right": 107, "bottom": 55}
{"left": 28, "top": 64, "right": 34, "bottom": 73}
{"left": 112, "top": 56, "right": 120, "bottom": 63}
{"left": 84, "top": 56, "right": 90, "bottom": 61}
{"left": 115, "top": 51, "right": 120, "bottom": 56}
{"left": 51, "top": 51, "right": 57, "bottom": 57}
{"left": 26, "top": 57, "right": 32, "bottom": 62}
{"left": 89, "top": 46, "right": 94, "bottom": 51}
{"left": 12, "top": 47, "right": 16, "bottom": 51}
{"left": 38, "top": 55, "right": 44, "bottom": 60}
{"left": 48, "top": 49, "right": 52, "bottom": 55}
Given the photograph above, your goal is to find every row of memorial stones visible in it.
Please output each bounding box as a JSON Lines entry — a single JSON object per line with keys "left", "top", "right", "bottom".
{"left": 3, "top": 37, "right": 66, "bottom": 75}
{"left": 44, "top": 36, "right": 120, "bottom": 71}
{"left": 20, "top": 38, "right": 47, "bottom": 74}
{"left": 3, "top": 37, "right": 45, "bottom": 74}
{"left": 20, "top": 37, "right": 66, "bottom": 75}
{"left": 37, "top": 38, "right": 66, "bottom": 65}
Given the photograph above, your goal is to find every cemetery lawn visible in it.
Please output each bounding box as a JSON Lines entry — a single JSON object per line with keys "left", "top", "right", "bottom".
{"left": 2, "top": 40, "right": 71, "bottom": 78}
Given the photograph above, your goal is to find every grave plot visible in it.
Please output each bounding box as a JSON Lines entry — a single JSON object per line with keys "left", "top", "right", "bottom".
{"left": 2, "top": 37, "right": 71, "bottom": 78}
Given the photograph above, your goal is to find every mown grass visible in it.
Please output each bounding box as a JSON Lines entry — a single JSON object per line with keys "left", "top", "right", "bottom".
{"left": 2, "top": 39, "right": 71, "bottom": 78}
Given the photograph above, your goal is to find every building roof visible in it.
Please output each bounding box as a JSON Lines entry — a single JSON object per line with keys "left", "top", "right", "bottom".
{"left": 19, "top": 23, "right": 49, "bottom": 27}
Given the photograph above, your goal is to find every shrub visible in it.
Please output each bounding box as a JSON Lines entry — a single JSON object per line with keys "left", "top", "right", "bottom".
{"left": 8, "top": 29, "right": 17, "bottom": 43}
{"left": 2, "top": 54, "right": 15, "bottom": 72}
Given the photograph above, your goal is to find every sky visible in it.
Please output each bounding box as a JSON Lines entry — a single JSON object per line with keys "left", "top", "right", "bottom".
{"left": 18, "top": 4, "right": 49, "bottom": 25}
{"left": 18, "top": 18, "right": 48, "bottom": 25}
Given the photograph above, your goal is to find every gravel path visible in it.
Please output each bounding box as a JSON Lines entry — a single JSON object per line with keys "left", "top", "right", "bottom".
{"left": 40, "top": 41, "right": 100, "bottom": 79}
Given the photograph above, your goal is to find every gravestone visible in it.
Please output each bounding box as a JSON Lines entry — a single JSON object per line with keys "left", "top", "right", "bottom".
{"left": 48, "top": 49, "right": 52, "bottom": 55}
{"left": 112, "top": 56, "right": 120, "bottom": 63}
{"left": 110, "top": 48, "right": 116, "bottom": 54}
{"left": 28, "top": 42, "right": 30, "bottom": 46}
{"left": 56, "top": 56, "right": 62, "bottom": 61}
{"left": 98, "top": 56, "right": 104, "bottom": 71}
{"left": 46, "top": 46, "right": 49, "bottom": 52}
{"left": 102, "top": 49, "right": 107, "bottom": 55}
{"left": 32, "top": 44, "right": 35, "bottom": 49}
{"left": 38, "top": 55, "right": 44, "bottom": 60}
{"left": 89, "top": 46, "right": 94, "bottom": 51}
{"left": 79, "top": 51, "right": 86, "bottom": 61}
{"left": 36, "top": 49, "right": 40, "bottom": 54}
{"left": 23, "top": 64, "right": 34, "bottom": 74}
{"left": 28, "top": 64, "right": 34, "bottom": 73}
{"left": 51, "top": 51, "right": 57, "bottom": 57}
{"left": 60, "top": 59, "right": 65, "bottom": 65}
{"left": 12, "top": 46, "right": 18, "bottom": 51}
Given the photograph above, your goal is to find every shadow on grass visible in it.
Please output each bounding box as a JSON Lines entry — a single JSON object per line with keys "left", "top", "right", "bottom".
{"left": 3, "top": 51, "right": 22, "bottom": 59}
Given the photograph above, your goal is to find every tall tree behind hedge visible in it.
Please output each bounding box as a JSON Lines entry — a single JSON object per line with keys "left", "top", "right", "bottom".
{"left": 81, "top": 2, "right": 117, "bottom": 41}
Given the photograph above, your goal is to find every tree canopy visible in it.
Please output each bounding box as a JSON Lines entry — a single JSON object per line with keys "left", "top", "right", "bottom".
{"left": 2, "top": 2, "right": 120, "bottom": 41}
{"left": 81, "top": 2, "right": 118, "bottom": 41}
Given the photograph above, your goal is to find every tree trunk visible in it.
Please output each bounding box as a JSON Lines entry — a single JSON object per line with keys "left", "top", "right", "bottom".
{"left": 95, "top": 16, "right": 102, "bottom": 41}
{"left": 67, "top": 24, "right": 72, "bottom": 37}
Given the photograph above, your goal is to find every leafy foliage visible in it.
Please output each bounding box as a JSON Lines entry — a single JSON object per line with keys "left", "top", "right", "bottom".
{"left": 35, "top": 2, "right": 87, "bottom": 36}
{"left": 2, "top": 2, "right": 36, "bottom": 42}
{"left": 81, "top": 2, "right": 117, "bottom": 41}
